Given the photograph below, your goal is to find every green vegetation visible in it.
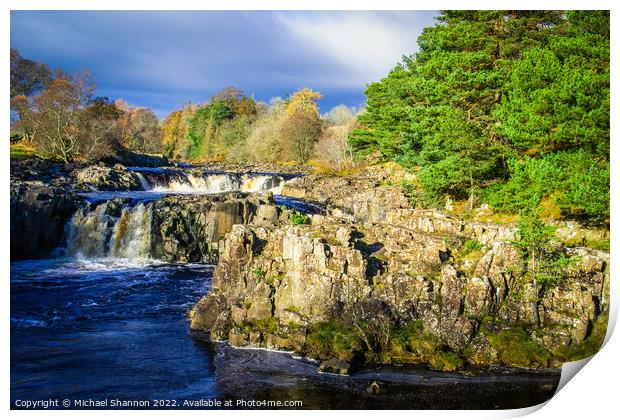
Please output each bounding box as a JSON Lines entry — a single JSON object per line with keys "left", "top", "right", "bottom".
{"left": 484, "top": 151, "right": 609, "bottom": 224}
{"left": 290, "top": 212, "right": 311, "bottom": 225}
{"left": 305, "top": 318, "right": 464, "bottom": 372}
{"left": 252, "top": 267, "right": 266, "bottom": 278}
{"left": 186, "top": 88, "right": 251, "bottom": 159}
{"left": 243, "top": 316, "right": 278, "bottom": 334}
{"left": 391, "top": 321, "right": 437, "bottom": 360}
{"left": 306, "top": 313, "right": 607, "bottom": 371}
{"left": 305, "top": 318, "right": 361, "bottom": 361}
{"left": 513, "top": 211, "right": 574, "bottom": 294}
{"left": 349, "top": 11, "right": 609, "bottom": 224}
{"left": 160, "top": 87, "right": 331, "bottom": 165}
{"left": 485, "top": 325, "right": 551, "bottom": 368}
{"left": 588, "top": 239, "right": 610, "bottom": 252}
{"left": 10, "top": 141, "right": 37, "bottom": 160}
{"left": 429, "top": 351, "right": 463, "bottom": 372}
{"left": 463, "top": 239, "right": 484, "bottom": 253}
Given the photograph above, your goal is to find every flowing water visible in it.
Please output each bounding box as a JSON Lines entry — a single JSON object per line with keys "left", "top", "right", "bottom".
{"left": 128, "top": 167, "right": 293, "bottom": 195}
{"left": 10, "top": 258, "right": 559, "bottom": 410}
{"left": 10, "top": 168, "right": 560, "bottom": 409}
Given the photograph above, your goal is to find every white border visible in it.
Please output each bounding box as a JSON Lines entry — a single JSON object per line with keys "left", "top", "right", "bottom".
{"left": 3, "top": 1, "right": 618, "bottom": 419}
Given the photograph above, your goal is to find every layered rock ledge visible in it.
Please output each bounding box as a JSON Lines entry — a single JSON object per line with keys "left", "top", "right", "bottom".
{"left": 189, "top": 166, "right": 609, "bottom": 372}
{"left": 189, "top": 218, "right": 608, "bottom": 371}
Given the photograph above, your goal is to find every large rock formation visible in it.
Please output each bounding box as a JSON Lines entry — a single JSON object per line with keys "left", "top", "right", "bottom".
{"left": 11, "top": 182, "right": 79, "bottom": 259}
{"left": 151, "top": 193, "right": 291, "bottom": 263}
{"left": 64, "top": 192, "right": 292, "bottom": 263}
{"left": 190, "top": 198, "right": 609, "bottom": 371}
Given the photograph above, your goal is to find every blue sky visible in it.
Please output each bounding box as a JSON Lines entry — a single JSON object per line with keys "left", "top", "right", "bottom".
{"left": 11, "top": 11, "right": 438, "bottom": 118}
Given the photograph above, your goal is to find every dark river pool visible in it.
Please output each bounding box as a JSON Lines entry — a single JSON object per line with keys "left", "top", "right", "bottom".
{"left": 10, "top": 258, "right": 560, "bottom": 410}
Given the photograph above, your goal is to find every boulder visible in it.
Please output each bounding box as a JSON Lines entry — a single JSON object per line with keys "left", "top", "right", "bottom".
{"left": 73, "top": 164, "right": 141, "bottom": 191}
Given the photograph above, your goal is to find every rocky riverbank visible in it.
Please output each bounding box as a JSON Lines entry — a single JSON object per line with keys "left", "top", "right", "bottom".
{"left": 189, "top": 163, "right": 610, "bottom": 373}
{"left": 9, "top": 158, "right": 610, "bottom": 374}
{"left": 9, "top": 158, "right": 302, "bottom": 259}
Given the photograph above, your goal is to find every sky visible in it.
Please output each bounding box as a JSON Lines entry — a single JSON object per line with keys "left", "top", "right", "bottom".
{"left": 11, "top": 10, "right": 439, "bottom": 119}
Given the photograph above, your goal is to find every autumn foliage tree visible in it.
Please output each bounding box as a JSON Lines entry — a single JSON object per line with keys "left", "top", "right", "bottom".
{"left": 281, "top": 88, "right": 323, "bottom": 163}
{"left": 11, "top": 50, "right": 164, "bottom": 162}
{"left": 11, "top": 70, "right": 101, "bottom": 162}
{"left": 160, "top": 104, "right": 196, "bottom": 159}
{"left": 10, "top": 48, "right": 51, "bottom": 99}
{"left": 116, "top": 100, "right": 162, "bottom": 154}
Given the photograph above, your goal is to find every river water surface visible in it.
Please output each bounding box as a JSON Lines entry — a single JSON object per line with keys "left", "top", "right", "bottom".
{"left": 11, "top": 257, "right": 560, "bottom": 409}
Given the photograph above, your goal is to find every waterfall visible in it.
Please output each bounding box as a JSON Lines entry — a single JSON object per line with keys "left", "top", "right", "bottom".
{"left": 66, "top": 202, "right": 115, "bottom": 258}
{"left": 135, "top": 173, "right": 151, "bottom": 190}
{"left": 204, "top": 174, "right": 241, "bottom": 192}
{"left": 240, "top": 174, "right": 284, "bottom": 194}
{"left": 108, "top": 203, "right": 152, "bottom": 259}
{"left": 66, "top": 202, "right": 153, "bottom": 260}
{"left": 130, "top": 168, "right": 283, "bottom": 194}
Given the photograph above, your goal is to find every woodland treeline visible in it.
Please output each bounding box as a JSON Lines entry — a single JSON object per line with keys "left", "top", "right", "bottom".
{"left": 350, "top": 11, "right": 609, "bottom": 224}
{"left": 10, "top": 10, "right": 609, "bottom": 225}
{"left": 10, "top": 49, "right": 358, "bottom": 170}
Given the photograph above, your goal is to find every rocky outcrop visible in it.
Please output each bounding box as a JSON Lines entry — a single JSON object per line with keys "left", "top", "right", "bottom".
{"left": 202, "top": 161, "right": 311, "bottom": 175}
{"left": 151, "top": 193, "right": 290, "bottom": 263}
{"left": 11, "top": 182, "right": 79, "bottom": 259}
{"left": 189, "top": 216, "right": 609, "bottom": 371}
{"left": 73, "top": 164, "right": 141, "bottom": 191}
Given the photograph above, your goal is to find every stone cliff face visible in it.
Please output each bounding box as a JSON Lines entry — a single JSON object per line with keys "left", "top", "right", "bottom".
{"left": 10, "top": 182, "right": 79, "bottom": 259}
{"left": 189, "top": 166, "right": 610, "bottom": 372}
{"left": 189, "top": 218, "right": 608, "bottom": 370}
{"left": 151, "top": 193, "right": 291, "bottom": 263}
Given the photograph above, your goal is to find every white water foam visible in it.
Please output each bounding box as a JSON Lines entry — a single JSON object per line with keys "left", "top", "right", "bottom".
{"left": 137, "top": 170, "right": 283, "bottom": 194}
{"left": 67, "top": 203, "right": 154, "bottom": 260}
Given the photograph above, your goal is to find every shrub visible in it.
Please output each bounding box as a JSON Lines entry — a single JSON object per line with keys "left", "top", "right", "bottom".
{"left": 486, "top": 325, "right": 551, "bottom": 368}
{"left": 290, "top": 212, "right": 310, "bottom": 225}
{"left": 305, "top": 318, "right": 361, "bottom": 361}
{"left": 246, "top": 317, "right": 278, "bottom": 334}
{"left": 463, "top": 239, "right": 484, "bottom": 253}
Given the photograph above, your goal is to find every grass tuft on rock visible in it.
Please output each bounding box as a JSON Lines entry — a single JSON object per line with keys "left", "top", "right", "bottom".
{"left": 305, "top": 318, "right": 360, "bottom": 362}
{"left": 429, "top": 351, "right": 463, "bottom": 372}
{"left": 486, "top": 325, "right": 551, "bottom": 368}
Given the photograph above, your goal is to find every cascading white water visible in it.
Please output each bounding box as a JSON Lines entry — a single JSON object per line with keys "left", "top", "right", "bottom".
{"left": 240, "top": 174, "right": 284, "bottom": 194}
{"left": 133, "top": 169, "right": 283, "bottom": 194}
{"left": 135, "top": 173, "right": 151, "bottom": 190}
{"left": 66, "top": 202, "right": 115, "bottom": 258}
{"left": 66, "top": 202, "right": 153, "bottom": 260}
{"left": 108, "top": 203, "right": 152, "bottom": 259}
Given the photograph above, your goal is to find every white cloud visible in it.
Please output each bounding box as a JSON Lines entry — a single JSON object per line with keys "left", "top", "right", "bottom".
{"left": 275, "top": 11, "right": 435, "bottom": 87}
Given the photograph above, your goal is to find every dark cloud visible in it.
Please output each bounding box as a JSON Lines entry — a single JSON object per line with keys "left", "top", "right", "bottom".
{"left": 10, "top": 10, "right": 438, "bottom": 118}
